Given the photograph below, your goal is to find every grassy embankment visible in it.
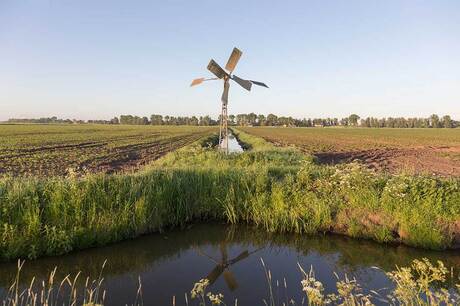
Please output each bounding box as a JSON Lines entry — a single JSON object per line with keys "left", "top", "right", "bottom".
{"left": 0, "top": 128, "right": 460, "bottom": 261}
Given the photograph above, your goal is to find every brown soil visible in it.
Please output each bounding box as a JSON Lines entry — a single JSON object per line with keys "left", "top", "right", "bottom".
{"left": 314, "top": 146, "right": 460, "bottom": 177}
{"left": 0, "top": 133, "right": 207, "bottom": 177}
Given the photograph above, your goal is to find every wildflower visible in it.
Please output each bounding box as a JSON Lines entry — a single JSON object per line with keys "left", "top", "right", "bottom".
{"left": 300, "top": 266, "right": 325, "bottom": 305}
{"left": 207, "top": 292, "right": 224, "bottom": 305}
{"left": 191, "top": 279, "right": 209, "bottom": 299}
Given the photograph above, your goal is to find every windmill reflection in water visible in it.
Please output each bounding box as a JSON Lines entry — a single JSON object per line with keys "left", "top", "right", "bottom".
{"left": 195, "top": 242, "right": 264, "bottom": 291}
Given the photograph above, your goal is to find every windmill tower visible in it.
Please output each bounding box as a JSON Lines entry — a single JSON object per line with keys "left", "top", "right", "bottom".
{"left": 191, "top": 47, "right": 268, "bottom": 153}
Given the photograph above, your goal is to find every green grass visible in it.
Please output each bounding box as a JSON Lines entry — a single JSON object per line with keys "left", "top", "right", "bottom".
{"left": 1, "top": 128, "right": 459, "bottom": 261}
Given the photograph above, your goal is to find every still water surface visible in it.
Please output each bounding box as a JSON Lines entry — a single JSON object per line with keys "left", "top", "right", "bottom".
{"left": 220, "top": 132, "right": 244, "bottom": 153}
{"left": 1, "top": 224, "right": 459, "bottom": 305}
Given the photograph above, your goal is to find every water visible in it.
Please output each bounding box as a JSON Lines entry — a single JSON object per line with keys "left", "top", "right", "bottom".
{"left": 1, "top": 224, "right": 459, "bottom": 305}
{"left": 220, "top": 132, "right": 244, "bottom": 153}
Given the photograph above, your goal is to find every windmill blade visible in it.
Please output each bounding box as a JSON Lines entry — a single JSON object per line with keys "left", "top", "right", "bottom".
{"left": 221, "top": 80, "right": 229, "bottom": 104}
{"left": 225, "top": 47, "right": 242, "bottom": 73}
{"left": 231, "top": 75, "right": 252, "bottom": 91}
{"left": 207, "top": 59, "right": 228, "bottom": 79}
{"left": 229, "top": 250, "right": 249, "bottom": 265}
{"left": 250, "top": 80, "right": 269, "bottom": 88}
{"left": 190, "top": 78, "right": 205, "bottom": 86}
{"left": 223, "top": 270, "right": 238, "bottom": 291}
{"left": 190, "top": 77, "right": 219, "bottom": 87}
{"left": 206, "top": 264, "right": 225, "bottom": 285}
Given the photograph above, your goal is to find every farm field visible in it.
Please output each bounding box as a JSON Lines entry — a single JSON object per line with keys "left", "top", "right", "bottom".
{"left": 239, "top": 127, "right": 460, "bottom": 176}
{"left": 1, "top": 127, "right": 460, "bottom": 305}
{"left": 0, "top": 124, "right": 216, "bottom": 176}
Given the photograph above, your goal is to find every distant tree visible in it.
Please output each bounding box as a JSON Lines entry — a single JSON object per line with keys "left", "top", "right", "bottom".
{"left": 236, "top": 114, "right": 248, "bottom": 126}
{"left": 228, "top": 114, "right": 236, "bottom": 125}
{"left": 150, "top": 114, "right": 163, "bottom": 125}
{"left": 442, "top": 115, "right": 453, "bottom": 128}
{"left": 119, "top": 115, "right": 132, "bottom": 124}
{"left": 247, "top": 112, "right": 257, "bottom": 126}
{"left": 257, "top": 114, "right": 266, "bottom": 126}
{"left": 430, "top": 114, "right": 441, "bottom": 128}
{"left": 190, "top": 116, "right": 199, "bottom": 126}
{"left": 266, "top": 114, "right": 278, "bottom": 126}
{"left": 348, "top": 114, "right": 360, "bottom": 126}
{"left": 14, "top": 113, "right": 456, "bottom": 128}
{"left": 199, "top": 115, "right": 212, "bottom": 126}
{"left": 340, "top": 118, "right": 349, "bottom": 126}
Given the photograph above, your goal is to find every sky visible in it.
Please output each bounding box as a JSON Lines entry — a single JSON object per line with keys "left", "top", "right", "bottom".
{"left": 1, "top": 0, "right": 459, "bottom": 121}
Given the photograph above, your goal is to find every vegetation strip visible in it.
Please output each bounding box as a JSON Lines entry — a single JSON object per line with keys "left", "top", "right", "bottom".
{"left": 0, "top": 129, "right": 459, "bottom": 262}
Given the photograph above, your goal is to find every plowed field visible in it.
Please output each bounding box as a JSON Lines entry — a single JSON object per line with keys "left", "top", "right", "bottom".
{"left": 0, "top": 124, "right": 216, "bottom": 176}
{"left": 239, "top": 127, "right": 460, "bottom": 176}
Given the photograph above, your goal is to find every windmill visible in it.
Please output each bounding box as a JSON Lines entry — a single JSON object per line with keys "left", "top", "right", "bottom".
{"left": 191, "top": 47, "right": 268, "bottom": 153}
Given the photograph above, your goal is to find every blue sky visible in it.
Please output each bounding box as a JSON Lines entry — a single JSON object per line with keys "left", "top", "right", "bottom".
{"left": 1, "top": 0, "right": 459, "bottom": 120}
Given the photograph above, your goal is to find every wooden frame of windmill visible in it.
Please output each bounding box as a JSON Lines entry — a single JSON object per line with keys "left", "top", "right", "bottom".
{"left": 191, "top": 47, "right": 268, "bottom": 154}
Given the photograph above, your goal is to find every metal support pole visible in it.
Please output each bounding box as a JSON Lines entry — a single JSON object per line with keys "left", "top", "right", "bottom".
{"left": 219, "top": 79, "right": 229, "bottom": 154}
{"left": 222, "top": 103, "right": 228, "bottom": 154}
{"left": 219, "top": 104, "right": 223, "bottom": 148}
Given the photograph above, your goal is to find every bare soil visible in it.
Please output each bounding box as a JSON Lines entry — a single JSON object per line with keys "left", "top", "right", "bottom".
{"left": 0, "top": 128, "right": 214, "bottom": 177}
{"left": 314, "top": 146, "right": 460, "bottom": 177}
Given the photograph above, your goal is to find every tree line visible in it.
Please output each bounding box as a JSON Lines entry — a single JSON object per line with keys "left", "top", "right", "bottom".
{"left": 119, "top": 113, "right": 459, "bottom": 128}
{"left": 6, "top": 113, "right": 459, "bottom": 128}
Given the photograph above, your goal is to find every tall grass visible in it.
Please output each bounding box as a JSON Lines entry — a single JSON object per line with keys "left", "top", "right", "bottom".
{"left": 0, "top": 130, "right": 459, "bottom": 261}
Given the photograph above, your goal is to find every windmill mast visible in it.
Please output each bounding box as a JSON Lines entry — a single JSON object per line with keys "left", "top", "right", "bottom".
{"left": 219, "top": 77, "right": 229, "bottom": 153}
{"left": 191, "top": 47, "right": 268, "bottom": 154}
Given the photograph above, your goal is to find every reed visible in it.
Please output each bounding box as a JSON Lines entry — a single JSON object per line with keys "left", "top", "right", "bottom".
{"left": 3, "top": 258, "right": 459, "bottom": 305}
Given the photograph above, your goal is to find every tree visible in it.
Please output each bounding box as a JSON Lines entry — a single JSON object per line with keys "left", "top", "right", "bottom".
{"left": 190, "top": 116, "right": 199, "bottom": 126}
{"left": 257, "top": 114, "right": 266, "bottom": 126}
{"left": 199, "top": 115, "right": 212, "bottom": 126}
{"left": 228, "top": 114, "right": 236, "bottom": 125}
{"left": 442, "top": 115, "right": 453, "bottom": 128}
{"left": 150, "top": 114, "right": 163, "bottom": 125}
{"left": 236, "top": 114, "right": 248, "bottom": 126}
{"left": 348, "top": 114, "right": 360, "bottom": 126}
{"left": 247, "top": 113, "right": 257, "bottom": 126}
{"left": 266, "top": 114, "right": 278, "bottom": 126}
{"left": 430, "top": 114, "right": 440, "bottom": 128}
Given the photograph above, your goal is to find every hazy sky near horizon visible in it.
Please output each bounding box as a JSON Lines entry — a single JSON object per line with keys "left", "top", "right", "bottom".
{"left": 1, "top": 0, "right": 459, "bottom": 121}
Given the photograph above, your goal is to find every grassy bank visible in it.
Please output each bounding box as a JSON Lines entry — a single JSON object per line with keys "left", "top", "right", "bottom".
{"left": 1, "top": 129, "right": 460, "bottom": 261}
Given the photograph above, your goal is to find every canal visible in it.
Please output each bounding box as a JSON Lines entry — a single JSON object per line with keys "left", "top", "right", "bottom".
{"left": 1, "top": 223, "right": 459, "bottom": 305}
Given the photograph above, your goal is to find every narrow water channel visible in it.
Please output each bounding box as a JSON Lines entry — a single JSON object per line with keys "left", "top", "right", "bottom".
{"left": 1, "top": 224, "right": 459, "bottom": 305}
{"left": 220, "top": 131, "right": 244, "bottom": 153}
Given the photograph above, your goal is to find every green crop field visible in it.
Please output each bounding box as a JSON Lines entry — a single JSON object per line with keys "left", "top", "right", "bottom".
{"left": 239, "top": 127, "right": 460, "bottom": 176}
{"left": 0, "top": 124, "right": 216, "bottom": 176}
